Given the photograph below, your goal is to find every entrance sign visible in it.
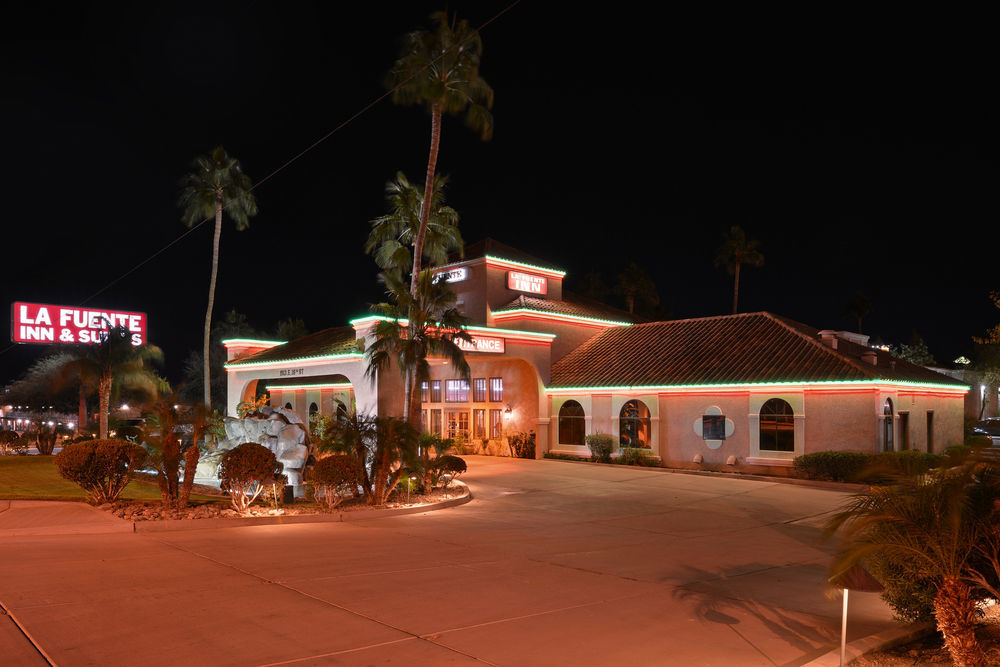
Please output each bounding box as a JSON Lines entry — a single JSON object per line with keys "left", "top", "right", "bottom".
{"left": 11, "top": 302, "right": 147, "bottom": 346}
{"left": 508, "top": 271, "right": 547, "bottom": 294}
{"left": 456, "top": 336, "right": 505, "bottom": 354}
{"left": 434, "top": 267, "right": 468, "bottom": 283}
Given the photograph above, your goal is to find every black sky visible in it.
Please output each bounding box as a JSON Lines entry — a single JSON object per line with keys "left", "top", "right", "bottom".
{"left": 2, "top": 3, "right": 997, "bottom": 384}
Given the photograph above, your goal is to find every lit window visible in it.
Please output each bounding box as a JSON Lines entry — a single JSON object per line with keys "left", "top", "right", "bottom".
{"left": 420, "top": 382, "right": 429, "bottom": 403}
{"left": 760, "top": 398, "right": 794, "bottom": 452}
{"left": 430, "top": 409, "right": 442, "bottom": 436}
{"left": 489, "top": 377, "right": 503, "bottom": 402}
{"left": 558, "top": 400, "right": 586, "bottom": 446}
{"left": 490, "top": 409, "right": 502, "bottom": 439}
{"left": 473, "top": 378, "right": 487, "bottom": 402}
{"left": 430, "top": 381, "right": 442, "bottom": 403}
{"left": 445, "top": 379, "right": 470, "bottom": 402}
{"left": 619, "top": 399, "right": 651, "bottom": 448}
{"left": 473, "top": 409, "right": 486, "bottom": 438}
{"left": 447, "top": 411, "right": 469, "bottom": 439}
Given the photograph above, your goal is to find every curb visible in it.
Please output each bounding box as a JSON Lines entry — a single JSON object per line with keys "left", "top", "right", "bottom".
{"left": 132, "top": 487, "right": 473, "bottom": 533}
{"left": 802, "top": 621, "right": 935, "bottom": 666}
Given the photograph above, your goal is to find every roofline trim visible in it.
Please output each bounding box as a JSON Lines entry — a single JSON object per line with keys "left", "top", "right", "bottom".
{"left": 492, "top": 308, "right": 632, "bottom": 328}
{"left": 545, "top": 379, "right": 970, "bottom": 394}
{"left": 225, "top": 352, "right": 364, "bottom": 370}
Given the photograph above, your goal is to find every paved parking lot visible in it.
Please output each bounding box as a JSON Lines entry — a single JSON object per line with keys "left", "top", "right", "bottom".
{"left": 0, "top": 457, "right": 895, "bottom": 665}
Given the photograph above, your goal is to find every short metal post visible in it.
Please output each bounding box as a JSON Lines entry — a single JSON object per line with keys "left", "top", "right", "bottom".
{"left": 840, "top": 588, "right": 849, "bottom": 667}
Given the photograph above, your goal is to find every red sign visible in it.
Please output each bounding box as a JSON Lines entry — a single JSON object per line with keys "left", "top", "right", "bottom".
{"left": 11, "top": 302, "right": 147, "bottom": 346}
{"left": 455, "top": 336, "right": 505, "bottom": 354}
{"left": 508, "top": 271, "right": 547, "bottom": 294}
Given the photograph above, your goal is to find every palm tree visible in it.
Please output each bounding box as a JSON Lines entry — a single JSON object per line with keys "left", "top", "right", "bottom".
{"left": 843, "top": 291, "right": 873, "bottom": 334}
{"left": 825, "top": 463, "right": 1000, "bottom": 666}
{"left": 386, "top": 11, "right": 493, "bottom": 297}
{"left": 365, "top": 269, "right": 472, "bottom": 430}
{"left": 365, "top": 171, "right": 463, "bottom": 278}
{"left": 178, "top": 146, "right": 258, "bottom": 409}
{"left": 60, "top": 325, "right": 167, "bottom": 439}
{"left": 714, "top": 226, "right": 764, "bottom": 315}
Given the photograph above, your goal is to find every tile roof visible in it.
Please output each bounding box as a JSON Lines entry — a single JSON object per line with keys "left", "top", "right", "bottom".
{"left": 549, "top": 312, "right": 968, "bottom": 388}
{"left": 495, "top": 294, "right": 641, "bottom": 324}
{"left": 226, "top": 327, "right": 360, "bottom": 367}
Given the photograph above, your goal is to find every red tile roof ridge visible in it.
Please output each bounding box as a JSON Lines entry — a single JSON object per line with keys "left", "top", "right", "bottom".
{"left": 757, "top": 312, "right": 882, "bottom": 380}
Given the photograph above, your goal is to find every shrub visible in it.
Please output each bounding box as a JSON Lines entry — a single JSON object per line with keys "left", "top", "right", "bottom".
{"left": 0, "top": 431, "right": 28, "bottom": 456}
{"left": 54, "top": 438, "right": 148, "bottom": 504}
{"left": 217, "top": 443, "right": 283, "bottom": 514}
{"left": 429, "top": 454, "right": 467, "bottom": 489}
{"left": 793, "top": 451, "right": 872, "bottom": 482}
{"left": 543, "top": 452, "right": 587, "bottom": 461}
{"left": 868, "top": 450, "right": 944, "bottom": 478}
{"left": 618, "top": 446, "right": 657, "bottom": 467}
{"left": 508, "top": 431, "right": 536, "bottom": 459}
{"left": 309, "top": 455, "right": 363, "bottom": 509}
{"left": 115, "top": 425, "right": 144, "bottom": 444}
{"left": 585, "top": 434, "right": 613, "bottom": 463}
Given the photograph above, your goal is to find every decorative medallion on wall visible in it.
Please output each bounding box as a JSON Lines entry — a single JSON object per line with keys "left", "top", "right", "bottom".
{"left": 693, "top": 405, "right": 735, "bottom": 450}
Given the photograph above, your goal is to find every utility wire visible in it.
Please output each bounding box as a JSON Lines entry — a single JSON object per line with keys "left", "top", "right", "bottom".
{"left": 0, "top": 1, "right": 519, "bottom": 363}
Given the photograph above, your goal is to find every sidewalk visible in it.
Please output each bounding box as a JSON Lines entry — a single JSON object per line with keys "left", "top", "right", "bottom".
{"left": 0, "top": 500, "right": 133, "bottom": 536}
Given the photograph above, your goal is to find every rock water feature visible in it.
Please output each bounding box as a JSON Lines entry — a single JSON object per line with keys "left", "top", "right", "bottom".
{"left": 196, "top": 407, "right": 310, "bottom": 497}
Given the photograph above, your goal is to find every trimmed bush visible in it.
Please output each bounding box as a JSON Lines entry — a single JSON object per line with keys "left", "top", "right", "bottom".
{"left": 53, "top": 438, "right": 147, "bottom": 503}
{"left": 869, "top": 450, "right": 944, "bottom": 478}
{"left": 217, "top": 443, "right": 283, "bottom": 514}
{"left": 616, "top": 446, "right": 658, "bottom": 467}
{"left": 585, "top": 434, "right": 613, "bottom": 463}
{"left": 793, "top": 451, "right": 871, "bottom": 482}
{"left": 429, "top": 454, "right": 467, "bottom": 489}
{"left": 309, "top": 455, "right": 363, "bottom": 509}
{"left": 508, "top": 432, "right": 536, "bottom": 459}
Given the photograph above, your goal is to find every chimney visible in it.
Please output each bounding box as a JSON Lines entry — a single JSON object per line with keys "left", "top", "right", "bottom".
{"left": 861, "top": 349, "right": 878, "bottom": 366}
{"left": 818, "top": 330, "right": 838, "bottom": 350}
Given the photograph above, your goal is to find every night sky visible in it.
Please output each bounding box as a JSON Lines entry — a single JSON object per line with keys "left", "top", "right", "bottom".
{"left": 2, "top": 3, "right": 996, "bottom": 385}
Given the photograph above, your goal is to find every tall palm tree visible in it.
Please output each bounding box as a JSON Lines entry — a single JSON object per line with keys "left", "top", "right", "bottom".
{"left": 386, "top": 11, "right": 493, "bottom": 297}
{"left": 825, "top": 463, "right": 1000, "bottom": 666}
{"left": 714, "top": 225, "right": 764, "bottom": 314}
{"left": 365, "top": 269, "right": 472, "bottom": 430}
{"left": 178, "top": 146, "right": 258, "bottom": 409}
{"left": 365, "top": 171, "right": 463, "bottom": 278}
{"left": 843, "top": 291, "right": 873, "bottom": 334}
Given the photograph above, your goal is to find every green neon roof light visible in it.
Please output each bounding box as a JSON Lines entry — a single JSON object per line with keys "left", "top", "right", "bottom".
{"left": 491, "top": 307, "right": 632, "bottom": 328}
{"left": 221, "top": 338, "right": 286, "bottom": 346}
{"left": 225, "top": 352, "right": 364, "bottom": 369}
{"left": 350, "top": 315, "right": 556, "bottom": 339}
{"left": 484, "top": 254, "right": 566, "bottom": 276}
{"left": 545, "top": 379, "right": 970, "bottom": 392}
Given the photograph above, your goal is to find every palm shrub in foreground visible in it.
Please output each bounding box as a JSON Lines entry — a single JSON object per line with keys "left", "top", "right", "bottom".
{"left": 54, "top": 439, "right": 147, "bottom": 504}
{"left": 217, "top": 442, "right": 283, "bottom": 514}
{"left": 825, "top": 462, "right": 1000, "bottom": 666}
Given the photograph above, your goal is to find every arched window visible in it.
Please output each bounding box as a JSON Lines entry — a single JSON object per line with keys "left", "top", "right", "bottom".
{"left": 284, "top": 402, "right": 292, "bottom": 410}
{"left": 619, "top": 400, "right": 651, "bottom": 448}
{"left": 309, "top": 402, "right": 319, "bottom": 415}
{"left": 760, "top": 398, "right": 794, "bottom": 452}
{"left": 883, "top": 398, "right": 894, "bottom": 452}
{"left": 558, "top": 400, "right": 586, "bottom": 446}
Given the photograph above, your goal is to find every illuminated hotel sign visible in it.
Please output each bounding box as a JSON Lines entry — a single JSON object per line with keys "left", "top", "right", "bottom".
{"left": 455, "top": 335, "right": 505, "bottom": 353}
{"left": 507, "top": 271, "right": 547, "bottom": 294}
{"left": 11, "top": 302, "right": 147, "bottom": 345}
{"left": 434, "top": 267, "right": 468, "bottom": 283}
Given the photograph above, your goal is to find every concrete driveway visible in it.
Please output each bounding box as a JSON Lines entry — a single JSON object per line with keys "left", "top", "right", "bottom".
{"left": 0, "top": 456, "right": 895, "bottom": 666}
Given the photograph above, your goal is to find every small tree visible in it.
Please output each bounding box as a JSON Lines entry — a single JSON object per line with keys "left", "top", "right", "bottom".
{"left": 428, "top": 454, "right": 466, "bottom": 490}
{"left": 309, "top": 455, "right": 363, "bottom": 509}
{"left": 369, "top": 417, "right": 419, "bottom": 506}
{"left": 217, "top": 442, "right": 283, "bottom": 514}
{"left": 54, "top": 439, "right": 147, "bottom": 504}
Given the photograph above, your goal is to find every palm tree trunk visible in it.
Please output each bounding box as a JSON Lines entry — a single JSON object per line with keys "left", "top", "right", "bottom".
{"left": 203, "top": 198, "right": 223, "bottom": 409}
{"left": 99, "top": 372, "right": 111, "bottom": 439}
{"left": 78, "top": 385, "right": 88, "bottom": 436}
{"left": 732, "top": 263, "right": 741, "bottom": 314}
{"left": 410, "top": 104, "right": 442, "bottom": 298}
{"left": 934, "top": 577, "right": 985, "bottom": 667}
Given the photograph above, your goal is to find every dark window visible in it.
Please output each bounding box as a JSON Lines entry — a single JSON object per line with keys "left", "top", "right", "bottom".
{"left": 760, "top": 398, "right": 794, "bottom": 452}
{"left": 490, "top": 409, "right": 502, "bottom": 439}
{"left": 702, "top": 415, "right": 726, "bottom": 440}
{"left": 445, "top": 379, "right": 470, "bottom": 402}
{"left": 420, "top": 381, "right": 429, "bottom": 403}
{"left": 619, "top": 400, "right": 651, "bottom": 448}
{"left": 883, "top": 398, "right": 894, "bottom": 452}
{"left": 489, "top": 377, "right": 503, "bottom": 402}
{"left": 899, "top": 412, "right": 909, "bottom": 450}
{"left": 422, "top": 410, "right": 429, "bottom": 433}
{"left": 430, "top": 381, "right": 441, "bottom": 403}
{"left": 927, "top": 411, "right": 934, "bottom": 453}
{"left": 473, "top": 378, "right": 488, "bottom": 402}
{"left": 284, "top": 402, "right": 292, "bottom": 410}
{"left": 473, "top": 409, "right": 486, "bottom": 438}
{"left": 558, "top": 400, "right": 586, "bottom": 446}
{"left": 309, "top": 402, "right": 318, "bottom": 415}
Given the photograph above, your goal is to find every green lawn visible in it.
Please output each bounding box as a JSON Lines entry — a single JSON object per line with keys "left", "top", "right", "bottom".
{"left": 0, "top": 456, "right": 224, "bottom": 502}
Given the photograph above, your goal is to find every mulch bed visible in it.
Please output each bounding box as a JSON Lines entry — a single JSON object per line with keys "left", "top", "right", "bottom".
{"left": 852, "top": 602, "right": 1000, "bottom": 665}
